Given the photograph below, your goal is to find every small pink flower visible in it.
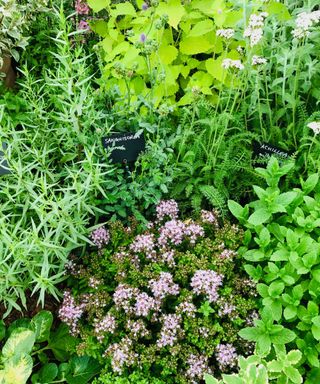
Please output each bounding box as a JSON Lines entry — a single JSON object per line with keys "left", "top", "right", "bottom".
{"left": 75, "top": 0, "right": 90, "bottom": 15}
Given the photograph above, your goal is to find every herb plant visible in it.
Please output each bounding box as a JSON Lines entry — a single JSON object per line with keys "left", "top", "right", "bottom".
{"left": 59, "top": 201, "right": 257, "bottom": 383}
{"left": 0, "top": 310, "right": 100, "bottom": 384}
{"left": 228, "top": 157, "right": 320, "bottom": 378}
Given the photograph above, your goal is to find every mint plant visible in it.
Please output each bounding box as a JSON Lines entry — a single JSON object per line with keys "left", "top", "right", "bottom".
{"left": 204, "top": 345, "right": 302, "bottom": 384}
{"left": 228, "top": 157, "right": 320, "bottom": 375}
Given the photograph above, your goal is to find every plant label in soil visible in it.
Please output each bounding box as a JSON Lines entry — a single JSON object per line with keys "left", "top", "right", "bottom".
{"left": 102, "top": 132, "right": 145, "bottom": 164}
{"left": 253, "top": 141, "right": 291, "bottom": 164}
{"left": 0, "top": 143, "right": 10, "bottom": 175}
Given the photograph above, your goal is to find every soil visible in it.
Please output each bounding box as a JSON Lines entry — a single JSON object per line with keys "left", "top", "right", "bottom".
{"left": 0, "top": 284, "right": 66, "bottom": 326}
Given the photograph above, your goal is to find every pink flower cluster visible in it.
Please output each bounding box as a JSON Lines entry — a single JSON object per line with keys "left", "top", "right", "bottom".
{"left": 201, "top": 209, "right": 219, "bottom": 225}
{"left": 126, "top": 319, "right": 149, "bottom": 338}
{"left": 218, "top": 301, "right": 236, "bottom": 317}
{"left": 149, "top": 272, "right": 179, "bottom": 299}
{"left": 134, "top": 292, "right": 157, "bottom": 317}
{"left": 191, "top": 270, "right": 223, "bottom": 303}
{"left": 113, "top": 284, "right": 139, "bottom": 313}
{"left": 176, "top": 301, "right": 196, "bottom": 318}
{"left": 215, "top": 344, "right": 238, "bottom": 370}
{"left": 158, "top": 219, "right": 204, "bottom": 247}
{"left": 94, "top": 314, "right": 117, "bottom": 342}
{"left": 186, "top": 354, "right": 210, "bottom": 383}
{"left": 91, "top": 226, "right": 110, "bottom": 249}
{"left": 130, "top": 233, "right": 155, "bottom": 260}
{"left": 156, "top": 199, "right": 179, "bottom": 221}
{"left": 220, "top": 249, "right": 237, "bottom": 259}
{"left": 75, "top": 0, "right": 90, "bottom": 14}
{"left": 113, "top": 284, "right": 158, "bottom": 317}
{"left": 58, "top": 291, "right": 85, "bottom": 335}
{"left": 105, "top": 337, "right": 137, "bottom": 374}
{"left": 157, "top": 314, "right": 182, "bottom": 347}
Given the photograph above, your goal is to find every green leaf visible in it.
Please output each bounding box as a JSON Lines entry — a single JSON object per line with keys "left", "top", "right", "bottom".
{"left": 65, "top": 356, "right": 101, "bottom": 384}
{"left": 275, "top": 191, "right": 297, "bottom": 207}
{"left": 221, "top": 375, "right": 244, "bottom": 384}
{"left": 204, "top": 374, "right": 220, "bottom": 384}
{"left": 287, "top": 350, "right": 302, "bottom": 365}
{"left": 48, "top": 324, "right": 78, "bottom": 362}
{"left": 157, "top": 0, "right": 186, "bottom": 29}
{"left": 267, "top": 360, "right": 283, "bottom": 372}
{"left": 248, "top": 209, "right": 271, "bottom": 226}
{"left": 87, "top": 0, "right": 109, "bottom": 12}
{"left": 238, "top": 327, "right": 261, "bottom": 341}
{"left": 302, "top": 174, "right": 319, "bottom": 194}
{"left": 312, "top": 324, "right": 320, "bottom": 340}
{"left": 283, "top": 366, "right": 303, "bottom": 384}
{"left": 256, "top": 334, "right": 271, "bottom": 355}
{"left": 2, "top": 329, "right": 35, "bottom": 359}
{"left": 198, "top": 301, "right": 214, "bottom": 317}
{"left": 228, "top": 200, "right": 245, "bottom": 220}
{"left": 284, "top": 305, "right": 297, "bottom": 320}
{"left": 0, "top": 321, "right": 5, "bottom": 341}
{"left": 37, "top": 363, "right": 58, "bottom": 383}
{"left": 189, "top": 20, "right": 215, "bottom": 37}
{"left": 4, "top": 354, "right": 33, "bottom": 384}
{"left": 110, "top": 2, "right": 136, "bottom": 17}
{"left": 31, "top": 311, "right": 53, "bottom": 343}
{"left": 180, "top": 36, "right": 213, "bottom": 55}
{"left": 270, "top": 327, "right": 296, "bottom": 344}
{"left": 268, "top": 281, "right": 285, "bottom": 297}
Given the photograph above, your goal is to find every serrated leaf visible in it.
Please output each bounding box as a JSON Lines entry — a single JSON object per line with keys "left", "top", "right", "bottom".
{"left": 204, "top": 373, "right": 220, "bottom": 384}
{"left": 248, "top": 209, "right": 271, "bottom": 226}
{"left": 158, "top": 45, "right": 178, "bottom": 65}
{"left": 283, "top": 366, "right": 303, "bottom": 384}
{"left": 110, "top": 2, "right": 136, "bottom": 17}
{"left": 180, "top": 36, "right": 212, "bottom": 55}
{"left": 287, "top": 350, "right": 302, "bottom": 365}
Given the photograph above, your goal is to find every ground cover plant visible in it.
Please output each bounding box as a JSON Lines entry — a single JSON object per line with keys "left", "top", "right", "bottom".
{"left": 58, "top": 201, "right": 258, "bottom": 383}
{"left": 228, "top": 157, "right": 320, "bottom": 381}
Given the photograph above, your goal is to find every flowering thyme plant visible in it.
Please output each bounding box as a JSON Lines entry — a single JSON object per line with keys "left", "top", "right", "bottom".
{"left": 60, "top": 201, "right": 257, "bottom": 383}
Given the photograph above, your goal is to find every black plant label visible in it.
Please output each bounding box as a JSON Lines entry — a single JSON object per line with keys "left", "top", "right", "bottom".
{"left": 102, "top": 132, "right": 145, "bottom": 164}
{"left": 0, "top": 143, "right": 10, "bottom": 175}
{"left": 253, "top": 141, "right": 291, "bottom": 164}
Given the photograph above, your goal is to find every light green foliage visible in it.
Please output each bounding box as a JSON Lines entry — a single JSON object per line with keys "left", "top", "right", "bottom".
{"left": 0, "top": 311, "right": 100, "bottom": 384}
{"left": 204, "top": 347, "right": 302, "bottom": 384}
{"left": 0, "top": 9, "right": 114, "bottom": 315}
{"left": 89, "top": 0, "right": 291, "bottom": 109}
{"left": 0, "top": 0, "right": 48, "bottom": 69}
{"left": 228, "top": 157, "right": 320, "bottom": 371}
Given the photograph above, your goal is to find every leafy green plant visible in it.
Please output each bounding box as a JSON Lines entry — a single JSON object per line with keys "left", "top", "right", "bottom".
{"left": 204, "top": 345, "right": 302, "bottom": 384}
{"left": 88, "top": 0, "right": 291, "bottom": 109}
{"left": 228, "top": 157, "right": 320, "bottom": 376}
{"left": 0, "top": 311, "right": 100, "bottom": 384}
{"left": 0, "top": 0, "right": 48, "bottom": 71}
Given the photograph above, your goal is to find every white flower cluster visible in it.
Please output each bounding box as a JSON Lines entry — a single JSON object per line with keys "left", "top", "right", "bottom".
{"left": 244, "top": 12, "right": 268, "bottom": 47}
{"left": 252, "top": 55, "right": 267, "bottom": 65}
{"left": 292, "top": 11, "right": 320, "bottom": 39}
{"left": 222, "top": 58, "right": 244, "bottom": 70}
{"left": 216, "top": 28, "right": 235, "bottom": 39}
{"left": 307, "top": 121, "right": 320, "bottom": 135}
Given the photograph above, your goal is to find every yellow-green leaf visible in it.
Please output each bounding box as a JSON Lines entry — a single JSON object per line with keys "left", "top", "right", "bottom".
{"left": 101, "top": 36, "right": 114, "bottom": 54}
{"left": 159, "top": 45, "right": 178, "bottom": 65}
{"left": 205, "top": 57, "right": 226, "bottom": 82}
{"left": 180, "top": 36, "right": 212, "bottom": 55}
{"left": 88, "top": 0, "right": 109, "bottom": 12}
{"left": 189, "top": 19, "right": 215, "bottom": 37}
{"left": 265, "top": 2, "right": 291, "bottom": 21}
{"left": 157, "top": 0, "right": 186, "bottom": 29}
{"left": 90, "top": 20, "right": 108, "bottom": 37}
{"left": 110, "top": 2, "right": 136, "bottom": 17}
{"left": 4, "top": 354, "right": 33, "bottom": 384}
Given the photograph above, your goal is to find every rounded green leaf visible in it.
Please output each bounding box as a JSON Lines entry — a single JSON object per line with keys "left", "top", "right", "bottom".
{"left": 37, "top": 363, "right": 58, "bottom": 383}
{"left": 31, "top": 311, "right": 53, "bottom": 342}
